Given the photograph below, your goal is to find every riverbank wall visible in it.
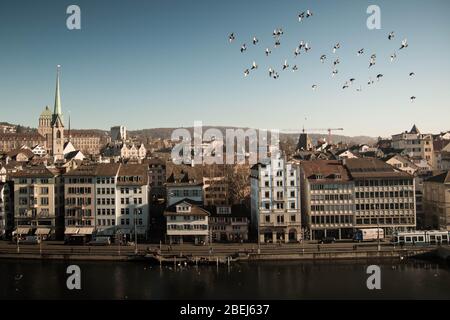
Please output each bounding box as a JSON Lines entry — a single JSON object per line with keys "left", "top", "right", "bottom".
{"left": 0, "top": 248, "right": 434, "bottom": 263}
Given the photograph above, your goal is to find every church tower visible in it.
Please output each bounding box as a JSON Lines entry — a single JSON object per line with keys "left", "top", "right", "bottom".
{"left": 38, "top": 105, "right": 53, "bottom": 150}
{"left": 51, "top": 65, "right": 64, "bottom": 161}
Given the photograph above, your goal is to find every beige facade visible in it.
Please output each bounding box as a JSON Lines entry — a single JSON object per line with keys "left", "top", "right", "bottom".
{"left": 10, "top": 166, "right": 63, "bottom": 239}
{"left": 423, "top": 172, "right": 450, "bottom": 231}
{"left": 300, "top": 160, "right": 355, "bottom": 240}
{"left": 64, "top": 165, "right": 96, "bottom": 237}
{"left": 392, "top": 125, "right": 434, "bottom": 166}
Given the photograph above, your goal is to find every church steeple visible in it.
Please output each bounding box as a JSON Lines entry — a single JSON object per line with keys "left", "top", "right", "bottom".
{"left": 51, "top": 65, "right": 65, "bottom": 161}
{"left": 52, "top": 65, "right": 63, "bottom": 125}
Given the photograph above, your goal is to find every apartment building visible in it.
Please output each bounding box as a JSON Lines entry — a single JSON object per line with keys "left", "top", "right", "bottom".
{"left": 250, "top": 155, "right": 301, "bottom": 244}
{"left": 345, "top": 158, "right": 416, "bottom": 234}
{"left": 116, "top": 164, "right": 149, "bottom": 240}
{"left": 146, "top": 158, "right": 166, "bottom": 201}
{"left": 423, "top": 171, "right": 450, "bottom": 231}
{"left": 207, "top": 204, "right": 250, "bottom": 242}
{"left": 166, "top": 172, "right": 203, "bottom": 207}
{"left": 164, "top": 199, "right": 209, "bottom": 245}
{"left": 203, "top": 176, "right": 229, "bottom": 206}
{"left": 10, "top": 166, "right": 64, "bottom": 240}
{"left": 300, "top": 160, "right": 355, "bottom": 240}
{"left": 64, "top": 163, "right": 149, "bottom": 241}
{"left": 392, "top": 125, "right": 434, "bottom": 166}
{"left": 0, "top": 182, "right": 12, "bottom": 239}
{"left": 64, "top": 165, "right": 97, "bottom": 240}
{"left": 95, "top": 163, "right": 120, "bottom": 236}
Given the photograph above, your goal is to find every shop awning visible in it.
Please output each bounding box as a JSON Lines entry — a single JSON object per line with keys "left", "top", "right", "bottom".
{"left": 35, "top": 228, "right": 51, "bottom": 235}
{"left": 78, "top": 227, "right": 95, "bottom": 235}
{"left": 14, "top": 227, "right": 31, "bottom": 235}
{"left": 65, "top": 227, "right": 80, "bottom": 235}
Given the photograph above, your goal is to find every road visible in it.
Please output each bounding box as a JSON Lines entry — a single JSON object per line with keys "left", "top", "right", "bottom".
{"left": 0, "top": 240, "right": 443, "bottom": 257}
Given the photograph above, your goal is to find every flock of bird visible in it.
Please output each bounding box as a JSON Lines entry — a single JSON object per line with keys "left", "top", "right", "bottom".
{"left": 228, "top": 9, "right": 417, "bottom": 103}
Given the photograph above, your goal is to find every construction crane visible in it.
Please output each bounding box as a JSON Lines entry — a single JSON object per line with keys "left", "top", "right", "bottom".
{"left": 281, "top": 128, "right": 344, "bottom": 144}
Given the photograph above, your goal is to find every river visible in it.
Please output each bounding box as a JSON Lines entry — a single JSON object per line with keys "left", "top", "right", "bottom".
{"left": 0, "top": 259, "right": 449, "bottom": 299}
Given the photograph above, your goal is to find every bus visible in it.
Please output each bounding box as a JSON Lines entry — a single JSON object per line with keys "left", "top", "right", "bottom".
{"left": 353, "top": 228, "right": 384, "bottom": 242}
{"left": 391, "top": 231, "right": 449, "bottom": 245}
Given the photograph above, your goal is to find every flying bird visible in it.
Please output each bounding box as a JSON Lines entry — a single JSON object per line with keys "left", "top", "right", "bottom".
{"left": 368, "top": 78, "right": 374, "bottom": 85}
{"left": 410, "top": 96, "right": 416, "bottom": 102}
{"left": 268, "top": 67, "right": 274, "bottom": 78}
{"left": 305, "top": 42, "right": 311, "bottom": 52}
{"left": 356, "top": 86, "right": 362, "bottom": 92}
{"left": 299, "top": 41, "right": 305, "bottom": 50}
{"left": 333, "top": 43, "right": 340, "bottom": 53}
{"left": 252, "top": 36, "right": 259, "bottom": 45}
{"left": 343, "top": 82, "right": 349, "bottom": 89}
{"left": 332, "top": 69, "right": 338, "bottom": 78}
{"left": 376, "top": 74, "right": 384, "bottom": 81}
{"left": 369, "top": 57, "right": 376, "bottom": 68}
{"left": 400, "top": 39, "right": 408, "bottom": 50}
{"left": 228, "top": 33, "right": 235, "bottom": 43}
{"left": 292, "top": 65, "right": 298, "bottom": 72}
{"left": 409, "top": 72, "right": 415, "bottom": 77}
{"left": 294, "top": 47, "right": 301, "bottom": 57}
{"left": 349, "top": 78, "right": 356, "bottom": 84}
{"left": 265, "top": 48, "right": 272, "bottom": 56}
{"left": 282, "top": 60, "right": 289, "bottom": 70}
{"left": 357, "top": 48, "right": 364, "bottom": 56}
{"left": 390, "top": 52, "right": 397, "bottom": 62}
{"left": 251, "top": 61, "right": 258, "bottom": 70}
{"left": 333, "top": 58, "right": 340, "bottom": 66}
{"left": 312, "top": 84, "right": 318, "bottom": 90}
{"left": 275, "top": 39, "right": 281, "bottom": 47}
{"left": 306, "top": 10, "right": 313, "bottom": 18}
{"left": 240, "top": 44, "right": 247, "bottom": 53}
{"left": 298, "top": 12, "right": 305, "bottom": 22}
{"left": 320, "top": 55, "right": 326, "bottom": 63}
{"left": 244, "top": 69, "right": 250, "bottom": 77}
{"left": 388, "top": 31, "right": 395, "bottom": 40}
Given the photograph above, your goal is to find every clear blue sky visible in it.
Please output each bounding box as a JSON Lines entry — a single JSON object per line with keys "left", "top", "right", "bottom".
{"left": 0, "top": 0, "right": 449, "bottom": 137}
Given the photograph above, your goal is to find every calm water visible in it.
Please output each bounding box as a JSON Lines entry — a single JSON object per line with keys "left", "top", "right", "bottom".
{"left": 0, "top": 259, "right": 449, "bottom": 300}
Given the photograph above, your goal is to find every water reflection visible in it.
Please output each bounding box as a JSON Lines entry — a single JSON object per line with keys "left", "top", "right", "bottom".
{"left": 0, "top": 259, "right": 449, "bottom": 300}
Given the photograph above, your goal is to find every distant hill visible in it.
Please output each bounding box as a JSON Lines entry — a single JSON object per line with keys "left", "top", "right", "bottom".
{"left": 129, "top": 127, "right": 377, "bottom": 146}
{"left": 2, "top": 122, "right": 377, "bottom": 145}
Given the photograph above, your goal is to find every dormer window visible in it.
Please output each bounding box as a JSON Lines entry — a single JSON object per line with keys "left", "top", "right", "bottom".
{"left": 176, "top": 204, "right": 191, "bottom": 213}
{"left": 217, "top": 206, "right": 231, "bottom": 215}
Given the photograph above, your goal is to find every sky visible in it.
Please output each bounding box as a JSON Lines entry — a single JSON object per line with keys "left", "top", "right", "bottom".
{"left": 0, "top": 0, "right": 449, "bottom": 137}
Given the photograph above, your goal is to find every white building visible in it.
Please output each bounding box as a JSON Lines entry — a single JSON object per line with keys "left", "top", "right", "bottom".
{"left": 250, "top": 155, "right": 302, "bottom": 244}
{"left": 164, "top": 199, "right": 209, "bottom": 244}
{"left": 31, "top": 144, "right": 47, "bottom": 157}
{"left": 116, "top": 164, "right": 149, "bottom": 239}
{"left": 392, "top": 125, "right": 434, "bottom": 165}
{"left": 166, "top": 172, "right": 203, "bottom": 207}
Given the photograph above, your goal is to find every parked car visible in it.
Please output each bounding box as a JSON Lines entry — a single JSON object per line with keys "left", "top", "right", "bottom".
{"left": 20, "top": 236, "right": 41, "bottom": 245}
{"left": 319, "top": 237, "right": 336, "bottom": 244}
{"left": 87, "top": 237, "right": 111, "bottom": 246}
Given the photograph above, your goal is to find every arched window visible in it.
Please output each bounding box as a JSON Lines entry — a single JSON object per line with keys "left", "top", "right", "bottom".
{"left": 56, "top": 131, "right": 61, "bottom": 139}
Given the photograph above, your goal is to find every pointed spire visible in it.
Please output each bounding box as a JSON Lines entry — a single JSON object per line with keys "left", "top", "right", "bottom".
{"left": 52, "top": 65, "right": 63, "bottom": 124}
{"left": 410, "top": 124, "right": 420, "bottom": 134}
